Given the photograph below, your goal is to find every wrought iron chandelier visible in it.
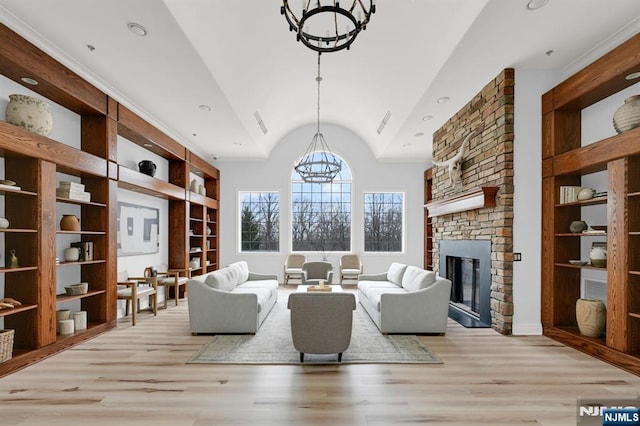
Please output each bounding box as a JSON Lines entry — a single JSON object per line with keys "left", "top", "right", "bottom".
{"left": 281, "top": 0, "right": 376, "bottom": 53}
{"left": 294, "top": 52, "right": 342, "bottom": 183}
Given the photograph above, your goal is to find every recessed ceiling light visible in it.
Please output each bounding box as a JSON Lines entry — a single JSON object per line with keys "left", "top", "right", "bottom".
{"left": 143, "top": 143, "right": 153, "bottom": 148}
{"left": 437, "top": 97, "right": 450, "bottom": 104}
{"left": 422, "top": 115, "right": 433, "bottom": 121}
{"left": 192, "top": 133, "right": 197, "bottom": 137}
{"left": 20, "top": 77, "right": 38, "bottom": 85}
{"left": 414, "top": 132, "right": 424, "bottom": 137}
{"left": 199, "top": 105, "right": 211, "bottom": 111}
{"left": 526, "top": 0, "right": 548, "bottom": 10}
{"left": 127, "top": 22, "right": 147, "bottom": 37}
{"left": 625, "top": 71, "right": 640, "bottom": 80}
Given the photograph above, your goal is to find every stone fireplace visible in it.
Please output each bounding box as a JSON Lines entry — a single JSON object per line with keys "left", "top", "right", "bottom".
{"left": 431, "top": 69, "right": 514, "bottom": 335}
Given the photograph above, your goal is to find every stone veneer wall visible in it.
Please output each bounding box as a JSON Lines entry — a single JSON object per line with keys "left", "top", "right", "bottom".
{"left": 432, "top": 69, "right": 514, "bottom": 335}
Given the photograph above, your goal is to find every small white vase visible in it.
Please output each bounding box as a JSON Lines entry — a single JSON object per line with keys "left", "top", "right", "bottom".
{"left": 5, "top": 94, "right": 53, "bottom": 136}
{"left": 0, "top": 217, "right": 9, "bottom": 229}
{"left": 589, "top": 246, "right": 607, "bottom": 268}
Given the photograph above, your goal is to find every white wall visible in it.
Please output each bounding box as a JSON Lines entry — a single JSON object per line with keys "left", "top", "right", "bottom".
{"left": 512, "top": 70, "right": 560, "bottom": 335}
{"left": 215, "top": 123, "right": 426, "bottom": 281}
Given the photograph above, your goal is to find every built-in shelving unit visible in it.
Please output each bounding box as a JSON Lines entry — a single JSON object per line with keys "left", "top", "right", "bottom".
{"left": 423, "top": 168, "right": 433, "bottom": 269}
{"left": 0, "top": 23, "right": 220, "bottom": 376}
{"left": 541, "top": 31, "right": 640, "bottom": 375}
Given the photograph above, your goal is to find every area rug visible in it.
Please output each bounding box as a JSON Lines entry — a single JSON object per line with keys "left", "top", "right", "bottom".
{"left": 188, "top": 293, "right": 442, "bottom": 365}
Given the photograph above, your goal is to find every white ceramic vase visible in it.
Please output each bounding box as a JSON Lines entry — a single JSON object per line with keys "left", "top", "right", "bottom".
{"left": 5, "top": 94, "right": 53, "bottom": 136}
{"left": 64, "top": 247, "right": 80, "bottom": 262}
{"left": 0, "top": 217, "right": 9, "bottom": 229}
{"left": 589, "top": 246, "right": 607, "bottom": 268}
{"left": 613, "top": 94, "right": 640, "bottom": 134}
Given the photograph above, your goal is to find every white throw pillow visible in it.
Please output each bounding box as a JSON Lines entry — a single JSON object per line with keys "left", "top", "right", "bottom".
{"left": 401, "top": 265, "right": 436, "bottom": 292}
{"left": 229, "top": 261, "right": 249, "bottom": 283}
{"left": 386, "top": 262, "right": 407, "bottom": 286}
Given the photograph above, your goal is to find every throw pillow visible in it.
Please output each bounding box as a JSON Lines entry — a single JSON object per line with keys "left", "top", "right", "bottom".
{"left": 386, "top": 262, "right": 407, "bottom": 286}
{"left": 401, "top": 265, "right": 436, "bottom": 292}
{"left": 205, "top": 265, "right": 242, "bottom": 291}
{"left": 229, "top": 261, "right": 249, "bottom": 283}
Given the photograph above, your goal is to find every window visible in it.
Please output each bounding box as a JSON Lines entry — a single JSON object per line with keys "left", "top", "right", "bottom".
{"left": 364, "top": 192, "right": 404, "bottom": 252}
{"left": 291, "top": 153, "right": 351, "bottom": 252}
{"left": 239, "top": 191, "right": 279, "bottom": 252}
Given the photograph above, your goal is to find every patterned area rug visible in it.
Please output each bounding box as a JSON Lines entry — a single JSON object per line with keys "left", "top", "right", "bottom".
{"left": 188, "top": 293, "right": 443, "bottom": 365}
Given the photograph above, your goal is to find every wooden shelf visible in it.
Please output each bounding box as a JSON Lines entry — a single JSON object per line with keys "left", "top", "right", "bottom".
{"left": 0, "top": 304, "right": 37, "bottom": 317}
{"left": 56, "top": 197, "right": 107, "bottom": 207}
{"left": 55, "top": 289, "right": 106, "bottom": 303}
{"left": 554, "top": 196, "right": 607, "bottom": 207}
{"left": 555, "top": 262, "right": 606, "bottom": 271}
{"left": 56, "top": 230, "right": 106, "bottom": 235}
{"left": 117, "top": 165, "right": 186, "bottom": 200}
{"left": 425, "top": 186, "right": 498, "bottom": 218}
{"left": 57, "top": 260, "right": 106, "bottom": 267}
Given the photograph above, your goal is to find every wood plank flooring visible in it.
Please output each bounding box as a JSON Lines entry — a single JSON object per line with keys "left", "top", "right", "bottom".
{"left": 0, "top": 287, "right": 638, "bottom": 425}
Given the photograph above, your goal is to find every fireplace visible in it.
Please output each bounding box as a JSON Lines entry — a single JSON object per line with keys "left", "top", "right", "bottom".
{"left": 439, "top": 240, "right": 491, "bottom": 328}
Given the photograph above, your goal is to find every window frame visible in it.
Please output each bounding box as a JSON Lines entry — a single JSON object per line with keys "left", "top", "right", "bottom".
{"left": 362, "top": 190, "right": 405, "bottom": 254}
{"left": 237, "top": 190, "right": 281, "bottom": 253}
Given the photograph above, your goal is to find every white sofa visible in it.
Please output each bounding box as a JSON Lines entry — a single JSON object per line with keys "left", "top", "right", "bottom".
{"left": 357, "top": 262, "right": 452, "bottom": 334}
{"left": 187, "top": 261, "right": 278, "bottom": 334}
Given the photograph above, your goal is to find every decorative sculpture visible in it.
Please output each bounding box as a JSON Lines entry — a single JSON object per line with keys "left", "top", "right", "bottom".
{"left": 432, "top": 128, "right": 481, "bottom": 190}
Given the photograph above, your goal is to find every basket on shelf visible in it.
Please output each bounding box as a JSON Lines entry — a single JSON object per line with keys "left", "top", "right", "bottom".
{"left": 0, "top": 329, "right": 15, "bottom": 362}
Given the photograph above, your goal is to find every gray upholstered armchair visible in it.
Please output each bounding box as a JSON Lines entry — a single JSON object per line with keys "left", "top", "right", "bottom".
{"left": 301, "top": 261, "right": 333, "bottom": 285}
{"left": 288, "top": 292, "right": 356, "bottom": 362}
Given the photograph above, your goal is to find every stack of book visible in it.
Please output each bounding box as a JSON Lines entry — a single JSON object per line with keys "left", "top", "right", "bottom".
{"left": 57, "top": 181, "right": 91, "bottom": 202}
{"left": 559, "top": 185, "right": 582, "bottom": 204}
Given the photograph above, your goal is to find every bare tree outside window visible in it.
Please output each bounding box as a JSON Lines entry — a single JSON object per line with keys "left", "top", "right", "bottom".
{"left": 364, "top": 192, "right": 404, "bottom": 252}
{"left": 240, "top": 192, "right": 279, "bottom": 252}
{"left": 291, "top": 153, "right": 351, "bottom": 252}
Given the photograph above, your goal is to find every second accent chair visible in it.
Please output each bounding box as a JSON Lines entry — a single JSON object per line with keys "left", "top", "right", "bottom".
{"left": 301, "top": 261, "right": 333, "bottom": 285}
{"left": 283, "top": 254, "right": 306, "bottom": 286}
{"left": 116, "top": 270, "right": 158, "bottom": 326}
{"left": 340, "top": 254, "right": 363, "bottom": 284}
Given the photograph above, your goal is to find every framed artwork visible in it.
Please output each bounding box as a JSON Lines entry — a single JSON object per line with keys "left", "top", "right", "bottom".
{"left": 117, "top": 201, "right": 159, "bottom": 256}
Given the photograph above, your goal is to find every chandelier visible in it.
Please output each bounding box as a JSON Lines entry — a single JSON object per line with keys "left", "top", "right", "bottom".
{"left": 294, "top": 53, "right": 342, "bottom": 183}
{"left": 281, "top": 0, "right": 376, "bottom": 53}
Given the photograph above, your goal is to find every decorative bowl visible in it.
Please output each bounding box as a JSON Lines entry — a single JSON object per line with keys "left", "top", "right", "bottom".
{"left": 0, "top": 180, "right": 16, "bottom": 186}
{"left": 568, "top": 260, "right": 588, "bottom": 266}
{"left": 590, "top": 225, "right": 607, "bottom": 231}
{"left": 65, "top": 282, "right": 88, "bottom": 295}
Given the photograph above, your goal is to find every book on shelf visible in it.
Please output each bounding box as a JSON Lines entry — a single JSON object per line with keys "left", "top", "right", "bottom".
{"left": 58, "top": 181, "right": 85, "bottom": 192}
{"left": 559, "top": 185, "right": 581, "bottom": 204}
{"left": 56, "top": 188, "right": 91, "bottom": 202}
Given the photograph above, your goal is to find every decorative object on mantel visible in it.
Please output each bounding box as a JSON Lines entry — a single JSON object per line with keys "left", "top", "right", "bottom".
{"left": 425, "top": 186, "right": 498, "bottom": 218}
{"left": 5, "top": 94, "right": 53, "bottom": 136}
{"left": 576, "top": 298, "right": 606, "bottom": 337}
{"left": 589, "top": 242, "right": 607, "bottom": 268}
{"left": 60, "top": 214, "right": 80, "bottom": 231}
{"left": 138, "top": 160, "right": 156, "bottom": 177}
{"left": 569, "top": 220, "right": 588, "bottom": 233}
{"left": 280, "top": 0, "right": 375, "bottom": 53}
{"left": 613, "top": 94, "right": 640, "bottom": 134}
{"left": 294, "top": 52, "right": 341, "bottom": 183}
{"left": 432, "top": 127, "right": 483, "bottom": 190}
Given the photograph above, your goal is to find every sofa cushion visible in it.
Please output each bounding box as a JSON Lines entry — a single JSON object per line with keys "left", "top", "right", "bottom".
{"left": 233, "top": 287, "right": 274, "bottom": 313}
{"left": 357, "top": 280, "right": 403, "bottom": 292}
{"left": 361, "top": 286, "right": 407, "bottom": 311}
{"left": 237, "top": 280, "right": 279, "bottom": 291}
{"left": 386, "top": 262, "right": 407, "bottom": 286}
{"left": 205, "top": 265, "right": 243, "bottom": 291}
{"left": 401, "top": 265, "right": 436, "bottom": 292}
{"left": 229, "top": 261, "right": 250, "bottom": 283}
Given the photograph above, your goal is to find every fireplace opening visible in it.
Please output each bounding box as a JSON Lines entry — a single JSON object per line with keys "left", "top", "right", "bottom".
{"left": 439, "top": 240, "right": 491, "bottom": 328}
{"left": 447, "top": 256, "right": 480, "bottom": 317}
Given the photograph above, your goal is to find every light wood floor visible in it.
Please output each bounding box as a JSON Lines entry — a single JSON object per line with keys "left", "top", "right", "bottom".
{"left": 0, "top": 287, "right": 638, "bottom": 425}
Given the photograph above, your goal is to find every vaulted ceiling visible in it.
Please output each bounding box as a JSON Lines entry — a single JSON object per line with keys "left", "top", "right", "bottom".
{"left": 1, "top": 0, "right": 639, "bottom": 164}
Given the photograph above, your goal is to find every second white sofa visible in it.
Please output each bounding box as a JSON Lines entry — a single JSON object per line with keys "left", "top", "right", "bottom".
{"left": 186, "top": 261, "right": 278, "bottom": 334}
{"left": 358, "top": 262, "right": 451, "bottom": 334}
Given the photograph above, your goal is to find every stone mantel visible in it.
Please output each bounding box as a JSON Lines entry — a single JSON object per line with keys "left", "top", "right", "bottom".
{"left": 424, "top": 186, "right": 498, "bottom": 218}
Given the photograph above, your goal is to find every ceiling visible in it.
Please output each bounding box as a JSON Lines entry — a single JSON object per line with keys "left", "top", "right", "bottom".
{"left": 1, "top": 1, "right": 640, "bottom": 164}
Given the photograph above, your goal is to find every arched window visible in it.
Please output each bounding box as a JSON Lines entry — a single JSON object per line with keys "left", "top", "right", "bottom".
{"left": 291, "top": 152, "right": 351, "bottom": 252}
